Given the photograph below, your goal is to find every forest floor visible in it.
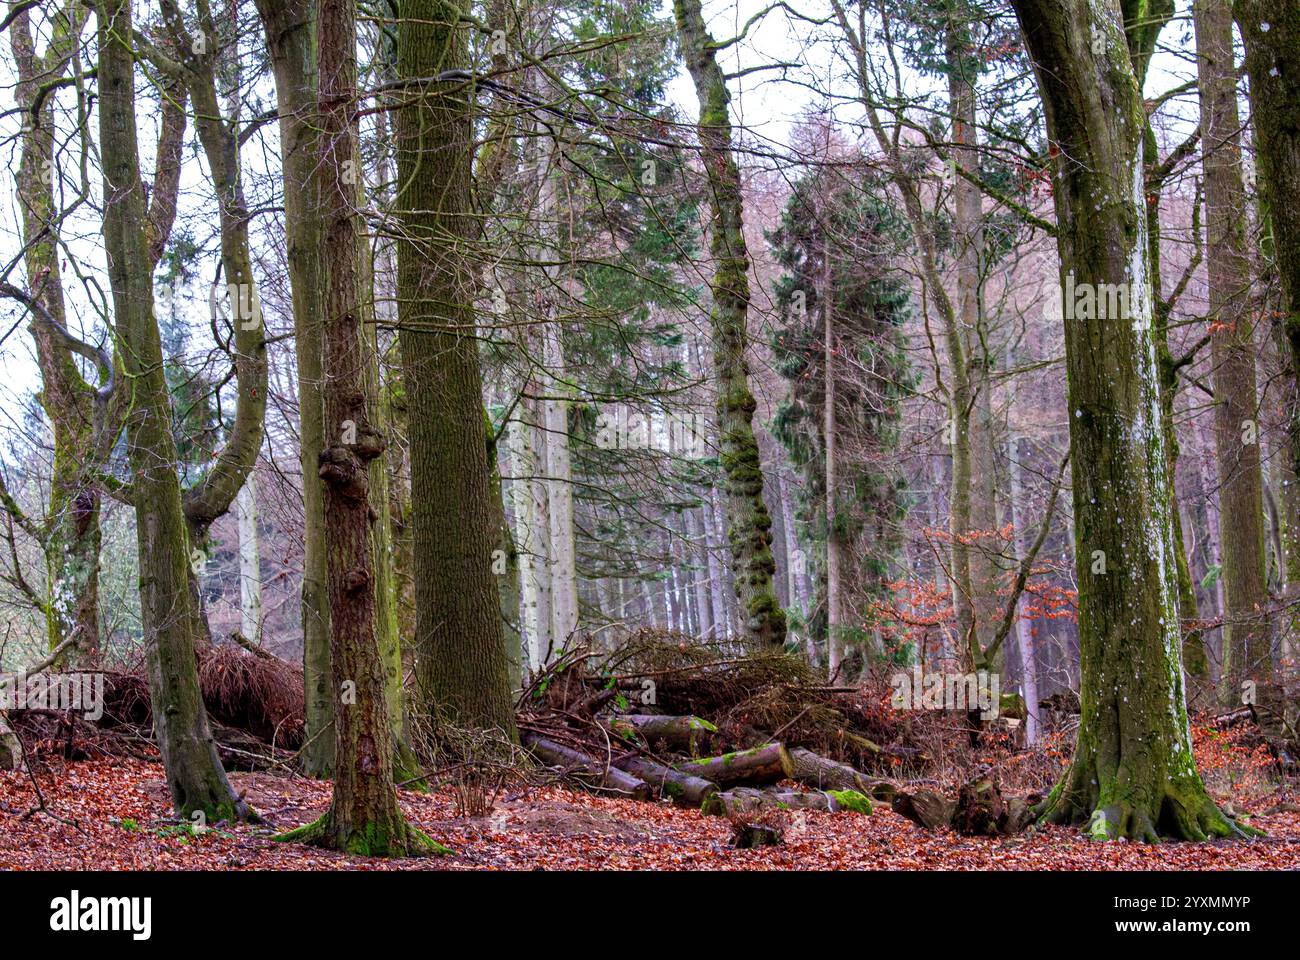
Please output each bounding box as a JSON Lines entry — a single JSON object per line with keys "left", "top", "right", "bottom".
{"left": 3, "top": 756, "right": 1300, "bottom": 870}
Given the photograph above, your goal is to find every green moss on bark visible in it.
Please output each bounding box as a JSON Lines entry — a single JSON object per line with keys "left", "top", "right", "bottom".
{"left": 276, "top": 812, "right": 450, "bottom": 857}
{"left": 674, "top": 0, "right": 786, "bottom": 650}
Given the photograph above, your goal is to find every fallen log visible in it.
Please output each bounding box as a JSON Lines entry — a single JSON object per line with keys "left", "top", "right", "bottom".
{"left": 613, "top": 753, "right": 720, "bottom": 811}
{"left": 788, "top": 747, "right": 897, "bottom": 801}
{"left": 523, "top": 734, "right": 653, "bottom": 800}
{"left": 716, "top": 786, "right": 835, "bottom": 816}
{"left": 714, "top": 786, "right": 872, "bottom": 817}
{"left": 677, "top": 742, "right": 794, "bottom": 788}
{"left": 602, "top": 714, "right": 717, "bottom": 753}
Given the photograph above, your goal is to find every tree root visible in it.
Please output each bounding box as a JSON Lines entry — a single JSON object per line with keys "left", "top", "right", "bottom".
{"left": 1034, "top": 778, "right": 1264, "bottom": 842}
{"left": 275, "top": 812, "right": 451, "bottom": 857}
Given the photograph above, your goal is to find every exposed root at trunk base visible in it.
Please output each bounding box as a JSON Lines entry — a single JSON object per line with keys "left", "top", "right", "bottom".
{"left": 275, "top": 813, "right": 451, "bottom": 857}
{"left": 1033, "top": 774, "right": 1264, "bottom": 842}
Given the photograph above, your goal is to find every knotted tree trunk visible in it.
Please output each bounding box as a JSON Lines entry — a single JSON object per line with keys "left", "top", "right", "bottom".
{"left": 9, "top": 6, "right": 101, "bottom": 665}
{"left": 277, "top": 0, "right": 439, "bottom": 857}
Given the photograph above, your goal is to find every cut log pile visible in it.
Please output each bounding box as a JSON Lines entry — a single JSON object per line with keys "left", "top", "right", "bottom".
{"left": 517, "top": 645, "right": 895, "bottom": 821}
{"left": 512, "top": 637, "right": 1071, "bottom": 838}
{"left": 521, "top": 733, "right": 653, "bottom": 801}
{"left": 522, "top": 728, "right": 876, "bottom": 819}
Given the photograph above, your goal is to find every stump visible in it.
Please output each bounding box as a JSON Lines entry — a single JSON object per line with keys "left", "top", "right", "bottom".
{"left": 893, "top": 777, "right": 1037, "bottom": 836}
{"left": 892, "top": 789, "right": 957, "bottom": 830}
{"left": 955, "top": 776, "right": 1007, "bottom": 836}
{"left": 731, "top": 822, "right": 784, "bottom": 848}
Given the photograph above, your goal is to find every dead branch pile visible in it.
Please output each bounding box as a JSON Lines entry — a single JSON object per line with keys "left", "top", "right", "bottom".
{"left": 195, "top": 642, "right": 304, "bottom": 749}
{"left": 8, "top": 639, "right": 304, "bottom": 770}
{"left": 515, "top": 632, "right": 900, "bottom": 823}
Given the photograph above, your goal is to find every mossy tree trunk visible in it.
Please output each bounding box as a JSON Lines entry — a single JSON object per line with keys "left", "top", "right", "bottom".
{"left": 823, "top": 221, "right": 844, "bottom": 676}
{"left": 1010, "top": 0, "right": 1246, "bottom": 840}
{"left": 358, "top": 202, "right": 423, "bottom": 785}
{"left": 8, "top": 5, "right": 100, "bottom": 665}
{"left": 153, "top": 0, "right": 268, "bottom": 653}
{"left": 1236, "top": 3, "right": 1300, "bottom": 673}
{"left": 674, "top": 0, "right": 786, "bottom": 650}
{"left": 97, "top": 0, "right": 251, "bottom": 823}
{"left": 945, "top": 16, "right": 999, "bottom": 671}
{"left": 281, "top": 0, "right": 433, "bottom": 856}
{"left": 395, "top": 0, "right": 518, "bottom": 736}
{"left": 1144, "top": 122, "right": 1208, "bottom": 686}
{"left": 1195, "top": 0, "right": 1269, "bottom": 702}
{"left": 252, "top": 0, "right": 334, "bottom": 777}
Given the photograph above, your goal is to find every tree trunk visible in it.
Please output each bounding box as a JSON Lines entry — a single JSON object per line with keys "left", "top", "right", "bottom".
{"left": 1010, "top": 0, "right": 1245, "bottom": 839}
{"left": 1147, "top": 118, "right": 1209, "bottom": 686}
{"left": 542, "top": 301, "right": 578, "bottom": 650}
{"left": 674, "top": 0, "right": 785, "bottom": 649}
{"left": 947, "top": 18, "right": 999, "bottom": 670}
{"left": 278, "top": 0, "right": 437, "bottom": 857}
{"left": 8, "top": 6, "right": 101, "bottom": 665}
{"left": 824, "top": 220, "right": 844, "bottom": 678}
{"left": 487, "top": 427, "right": 523, "bottom": 689}
{"left": 235, "top": 476, "right": 262, "bottom": 642}
{"left": 1005, "top": 433, "right": 1041, "bottom": 744}
{"left": 1236, "top": 1, "right": 1300, "bottom": 528}
{"left": 396, "top": 0, "right": 517, "bottom": 737}
{"left": 98, "top": 0, "right": 249, "bottom": 823}
{"left": 686, "top": 509, "right": 715, "bottom": 639}
{"left": 358, "top": 206, "right": 423, "bottom": 785}
{"left": 509, "top": 394, "right": 551, "bottom": 670}
{"left": 526, "top": 123, "right": 580, "bottom": 651}
{"left": 535, "top": 138, "right": 580, "bottom": 645}
{"left": 1195, "top": 0, "right": 1269, "bottom": 703}
{"left": 252, "top": 0, "right": 334, "bottom": 777}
